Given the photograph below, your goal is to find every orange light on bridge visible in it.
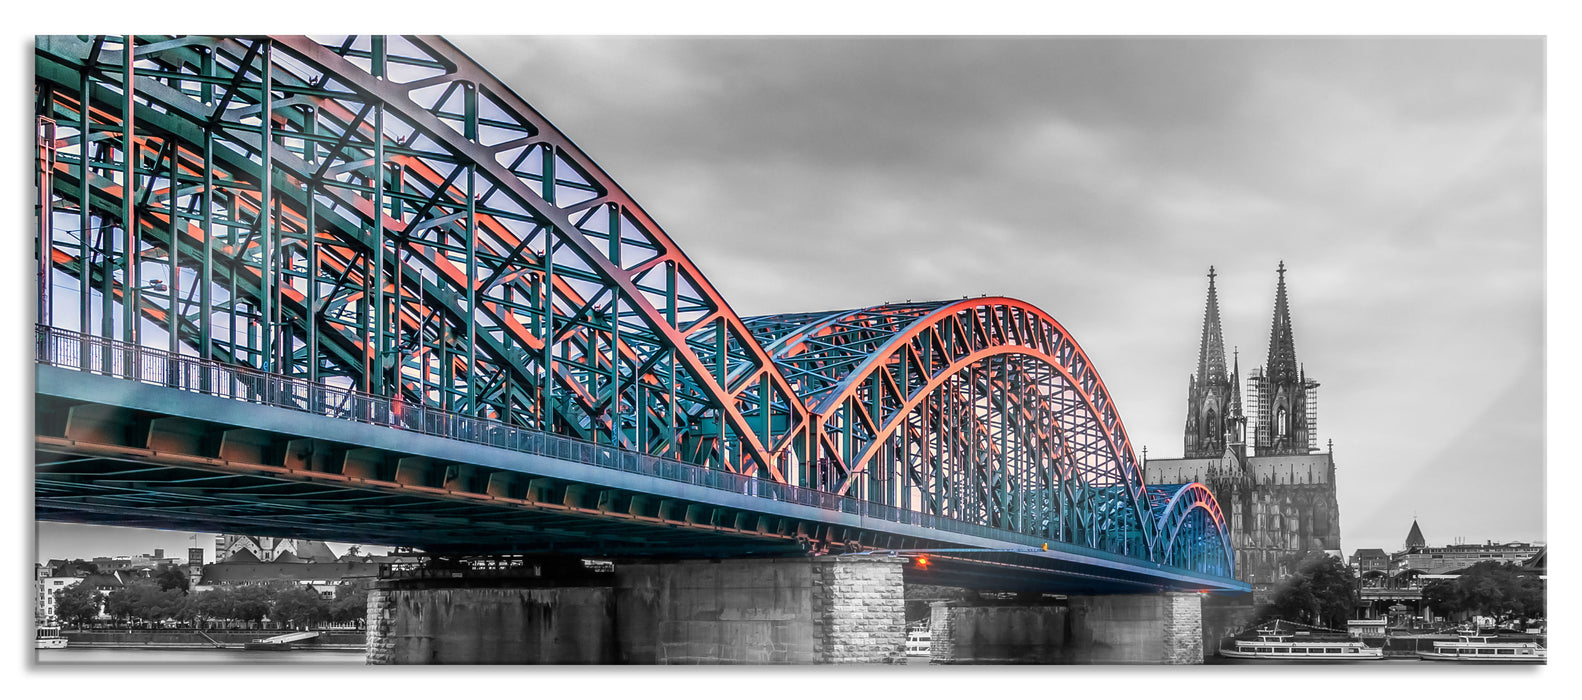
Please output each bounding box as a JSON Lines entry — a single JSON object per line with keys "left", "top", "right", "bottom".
{"left": 915, "top": 555, "right": 930, "bottom": 569}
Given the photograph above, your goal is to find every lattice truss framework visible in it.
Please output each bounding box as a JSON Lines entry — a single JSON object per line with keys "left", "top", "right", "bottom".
{"left": 745, "top": 298, "right": 1222, "bottom": 561}
{"left": 1146, "top": 483, "right": 1233, "bottom": 578}
{"left": 33, "top": 34, "right": 1232, "bottom": 575}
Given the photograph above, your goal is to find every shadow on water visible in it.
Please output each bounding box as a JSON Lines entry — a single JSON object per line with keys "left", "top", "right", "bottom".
{"left": 36, "top": 648, "right": 365, "bottom": 664}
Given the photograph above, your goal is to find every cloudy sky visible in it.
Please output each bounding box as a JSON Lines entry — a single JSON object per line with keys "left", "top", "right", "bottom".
{"left": 35, "top": 35, "right": 1544, "bottom": 562}
{"left": 450, "top": 35, "right": 1545, "bottom": 555}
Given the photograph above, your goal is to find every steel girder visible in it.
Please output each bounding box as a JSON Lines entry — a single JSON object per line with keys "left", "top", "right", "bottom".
{"left": 745, "top": 298, "right": 1167, "bottom": 561}
{"left": 34, "top": 35, "right": 809, "bottom": 479}
{"left": 34, "top": 35, "right": 1234, "bottom": 579}
{"left": 1145, "top": 483, "right": 1234, "bottom": 579}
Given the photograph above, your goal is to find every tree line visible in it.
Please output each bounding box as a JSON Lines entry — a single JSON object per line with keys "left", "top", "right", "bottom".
{"left": 51, "top": 563, "right": 370, "bottom": 630}
{"left": 1255, "top": 552, "right": 1545, "bottom": 630}
{"left": 1421, "top": 561, "right": 1544, "bottom": 626}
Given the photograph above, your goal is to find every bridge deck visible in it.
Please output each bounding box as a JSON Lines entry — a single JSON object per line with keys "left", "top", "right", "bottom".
{"left": 35, "top": 361, "right": 1246, "bottom": 595}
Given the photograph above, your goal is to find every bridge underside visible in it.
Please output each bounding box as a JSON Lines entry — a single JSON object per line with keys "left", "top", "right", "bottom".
{"left": 36, "top": 365, "right": 1243, "bottom": 595}
{"left": 31, "top": 34, "right": 1244, "bottom": 597}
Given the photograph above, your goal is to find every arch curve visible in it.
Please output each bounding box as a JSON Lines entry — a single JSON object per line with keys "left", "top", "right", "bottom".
{"left": 35, "top": 34, "right": 811, "bottom": 479}
{"left": 36, "top": 36, "right": 1234, "bottom": 578}
{"left": 746, "top": 298, "right": 1169, "bottom": 560}
{"left": 1147, "top": 483, "right": 1235, "bottom": 578}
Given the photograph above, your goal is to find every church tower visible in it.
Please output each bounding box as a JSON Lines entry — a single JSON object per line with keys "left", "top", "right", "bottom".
{"left": 1249, "top": 262, "right": 1320, "bottom": 456}
{"left": 1405, "top": 518, "right": 1427, "bottom": 552}
{"left": 1184, "top": 267, "right": 1241, "bottom": 458}
{"left": 1149, "top": 262, "right": 1342, "bottom": 597}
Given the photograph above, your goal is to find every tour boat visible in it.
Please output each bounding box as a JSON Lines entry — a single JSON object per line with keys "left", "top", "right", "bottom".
{"left": 35, "top": 626, "right": 67, "bottom": 650}
{"left": 1418, "top": 635, "right": 1545, "bottom": 663}
{"left": 1219, "top": 629, "right": 1382, "bottom": 661}
{"left": 906, "top": 629, "right": 932, "bottom": 657}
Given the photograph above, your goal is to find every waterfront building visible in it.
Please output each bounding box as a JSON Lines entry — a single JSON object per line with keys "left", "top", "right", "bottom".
{"left": 38, "top": 575, "right": 85, "bottom": 623}
{"left": 1363, "top": 519, "right": 1544, "bottom": 577}
{"left": 1351, "top": 520, "right": 1545, "bottom": 622}
{"left": 195, "top": 560, "right": 381, "bottom": 598}
{"left": 214, "top": 534, "right": 339, "bottom": 563}
{"left": 1144, "top": 264, "right": 1343, "bottom": 598}
{"left": 1352, "top": 548, "right": 1389, "bottom": 573}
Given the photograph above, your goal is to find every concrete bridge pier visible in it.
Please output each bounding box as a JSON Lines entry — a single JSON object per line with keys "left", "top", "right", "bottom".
{"left": 365, "top": 556, "right": 906, "bottom": 664}
{"left": 927, "top": 592, "right": 1207, "bottom": 664}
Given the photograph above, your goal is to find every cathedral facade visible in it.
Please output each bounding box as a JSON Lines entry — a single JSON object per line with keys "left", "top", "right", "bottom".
{"left": 1145, "top": 264, "right": 1342, "bottom": 596}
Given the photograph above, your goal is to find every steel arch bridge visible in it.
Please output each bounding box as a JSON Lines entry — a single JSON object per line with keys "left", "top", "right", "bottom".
{"left": 32, "top": 34, "right": 1235, "bottom": 585}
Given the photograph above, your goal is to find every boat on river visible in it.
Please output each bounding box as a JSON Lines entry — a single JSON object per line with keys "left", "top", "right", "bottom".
{"left": 35, "top": 626, "right": 67, "bottom": 650}
{"left": 1219, "top": 628, "right": 1382, "bottom": 662}
{"left": 1418, "top": 635, "right": 1545, "bottom": 663}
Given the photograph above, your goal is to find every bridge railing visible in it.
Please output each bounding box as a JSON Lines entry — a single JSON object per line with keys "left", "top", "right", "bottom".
{"left": 34, "top": 325, "right": 1163, "bottom": 567}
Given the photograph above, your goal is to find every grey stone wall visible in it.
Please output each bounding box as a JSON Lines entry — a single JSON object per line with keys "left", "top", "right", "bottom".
{"left": 615, "top": 556, "right": 905, "bottom": 664}
{"left": 811, "top": 557, "right": 905, "bottom": 664}
{"left": 1162, "top": 592, "right": 1204, "bottom": 664}
{"left": 928, "top": 601, "right": 957, "bottom": 663}
{"left": 365, "top": 585, "right": 395, "bottom": 665}
{"left": 614, "top": 558, "right": 817, "bottom": 664}
{"left": 366, "top": 557, "right": 908, "bottom": 664}
{"left": 927, "top": 601, "right": 1069, "bottom": 664}
{"left": 368, "top": 582, "right": 615, "bottom": 664}
{"left": 930, "top": 593, "right": 1206, "bottom": 664}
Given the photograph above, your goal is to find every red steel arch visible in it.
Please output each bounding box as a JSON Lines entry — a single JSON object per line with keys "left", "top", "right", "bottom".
{"left": 35, "top": 35, "right": 1233, "bottom": 574}
{"left": 746, "top": 298, "right": 1161, "bottom": 557}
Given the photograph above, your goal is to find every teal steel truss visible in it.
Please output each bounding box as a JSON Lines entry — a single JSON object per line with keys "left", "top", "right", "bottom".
{"left": 33, "top": 35, "right": 1235, "bottom": 579}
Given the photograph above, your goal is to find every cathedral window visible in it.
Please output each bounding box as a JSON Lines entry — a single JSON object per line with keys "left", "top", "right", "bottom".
{"left": 1277, "top": 407, "right": 1288, "bottom": 437}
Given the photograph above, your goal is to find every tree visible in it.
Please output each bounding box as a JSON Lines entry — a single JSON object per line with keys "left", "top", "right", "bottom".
{"left": 153, "top": 563, "right": 190, "bottom": 593}
{"left": 171, "top": 590, "right": 203, "bottom": 625}
{"left": 1421, "top": 562, "right": 1545, "bottom": 625}
{"left": 194, "top": 587, "right": 235, "bottom": 625}
{"left": 271, "top": 586, "right": 329, "bottom": 630}
{"left": 102, "top": 579, "right": 185, "bottom": 625}
{"left": 1258, "top": 552, "right": 1358, "bottom": 629}
{"left": 53, "top": 582, "right": 101, "bottom": 627}
{"left": 330, "top": 579, "right": 371, "bottom": 625}
{"left": 230, "top": 585, "right": 272, "bottom": 627}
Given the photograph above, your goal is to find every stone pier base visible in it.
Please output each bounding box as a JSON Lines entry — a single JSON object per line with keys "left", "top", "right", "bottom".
{"left": 367, "top": 556, "right": 905, "bottom": 664}
{"left": 930, "top": 592, "right": 1205, "bottom": 664}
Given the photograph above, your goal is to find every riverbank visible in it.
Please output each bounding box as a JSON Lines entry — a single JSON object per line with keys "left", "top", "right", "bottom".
{"left": 63, "top": 630, "right": 364, "bottom": 651}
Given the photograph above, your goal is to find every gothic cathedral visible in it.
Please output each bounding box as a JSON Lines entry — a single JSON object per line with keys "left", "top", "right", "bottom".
{"left": 1145, "top": 263, "right": 1342, "bottom": 598}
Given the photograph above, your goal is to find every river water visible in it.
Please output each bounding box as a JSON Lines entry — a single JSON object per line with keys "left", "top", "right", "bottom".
{"left": 36, "top": 647, "right": 366, "bottom": 664}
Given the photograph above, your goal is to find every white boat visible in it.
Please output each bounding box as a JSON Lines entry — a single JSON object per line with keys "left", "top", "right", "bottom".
{"left": 1219, "top": 629, "right": 1382, "bottom": 661}
{"left": 35, "top": 626, "right": 67, "bottom": 650}
{"left": 906, "top": 629, "right": 932, "bottom": 657}
{"left": 1418, "top": 635, "right": 1545, "bottom": 663}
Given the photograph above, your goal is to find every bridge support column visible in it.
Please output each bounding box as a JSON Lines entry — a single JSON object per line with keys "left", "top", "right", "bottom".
{"left": 928, "top": 592, "right": 1204, "bottom": 664}
{"left": 615, "top": 556, "right": 905, "bottom": 664}
{"left": 366, "top": 556, "right": 905, "bottom": 664}
{"left": 366, "top": 564, "right": 617, "bottom": 664}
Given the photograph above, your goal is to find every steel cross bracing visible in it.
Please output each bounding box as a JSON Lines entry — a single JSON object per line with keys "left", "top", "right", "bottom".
{"left": 1145, "top": 484, "right": 1233, "bottom": 578}
{"left": 34, "top": 34, "right": 806, "bottom": 483}
{"left": 34, "top": 35, "right": 1235, "bottom": 580}
{"left": 744, "top": 298, "right": 1173, "bottom": 562}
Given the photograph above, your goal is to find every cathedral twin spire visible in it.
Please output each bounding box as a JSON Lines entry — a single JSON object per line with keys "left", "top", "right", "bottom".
{"left": 1185, "top": 262, "right": 1315, "bottom": 459}
{"left": 1184, "top": 266, "right": 1240, "bottom": 458}
{"left": 1197, "top": 266, "right": 1228, "bottom": 387}
{"left": 1265, "top": 261, "right": 1301, "bottom": 387}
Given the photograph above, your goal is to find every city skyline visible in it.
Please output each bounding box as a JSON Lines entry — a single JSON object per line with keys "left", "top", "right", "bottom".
{"left": 35, "top": 34, "right": 1544, "bottom": 564}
